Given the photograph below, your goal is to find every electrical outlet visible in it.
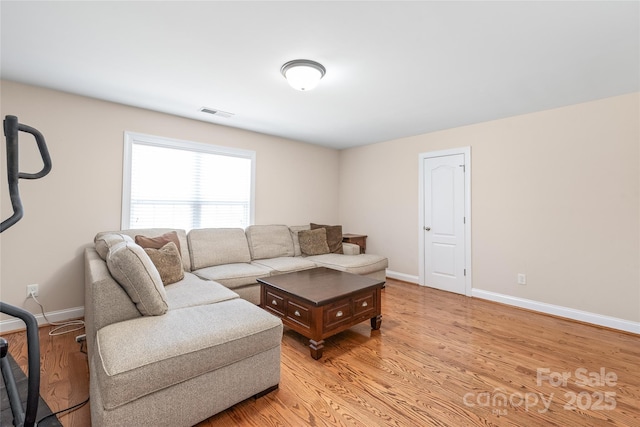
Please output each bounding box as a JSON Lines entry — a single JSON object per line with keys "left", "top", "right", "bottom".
{"left": 26, "top": 284, "right": 39, "bottom": 298}
{"left": 517, "top": 274, "right": 527, "bottom": 285}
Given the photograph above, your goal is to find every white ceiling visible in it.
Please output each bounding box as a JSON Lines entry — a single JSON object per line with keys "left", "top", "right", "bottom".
{"left": 1, "top": 1, "right": 638, "bottom": 150}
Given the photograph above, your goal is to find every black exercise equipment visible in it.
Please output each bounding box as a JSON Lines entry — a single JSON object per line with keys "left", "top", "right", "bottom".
{"left": 1, "top": 115, "right": 52, "bottom": 427}
{"left": 1, "top": 115, "right": 52, "bottom": 232}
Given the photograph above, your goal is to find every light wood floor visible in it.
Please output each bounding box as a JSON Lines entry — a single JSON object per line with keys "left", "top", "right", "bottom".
{"left": 3, "top": 279, "right": 639, "bottom": 426}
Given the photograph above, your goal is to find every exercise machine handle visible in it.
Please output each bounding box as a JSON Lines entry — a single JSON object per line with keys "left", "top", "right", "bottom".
{"left": 1, "top": 115, "right": 52, "bottom": 232}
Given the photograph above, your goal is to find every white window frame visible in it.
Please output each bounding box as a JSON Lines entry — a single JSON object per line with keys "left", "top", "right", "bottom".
{"left": 121, "top": 131, "right": 256, "bottom": 230}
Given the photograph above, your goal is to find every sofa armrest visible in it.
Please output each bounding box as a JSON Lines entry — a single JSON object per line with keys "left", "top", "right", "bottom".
{"left": 342, "top": 243, "right": 361, "bottom": 255}
{"left": 84, "top": 248, "right": 141, "bottom": 336}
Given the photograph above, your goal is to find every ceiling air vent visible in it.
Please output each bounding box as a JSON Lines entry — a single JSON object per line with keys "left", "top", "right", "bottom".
{"left": 199, "top": 107, "right": 234, "bottom": 119}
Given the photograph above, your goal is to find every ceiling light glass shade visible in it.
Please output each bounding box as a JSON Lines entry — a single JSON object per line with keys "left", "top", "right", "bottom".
{"left": 280, "top": 59, "right": 326, "bottom": 91}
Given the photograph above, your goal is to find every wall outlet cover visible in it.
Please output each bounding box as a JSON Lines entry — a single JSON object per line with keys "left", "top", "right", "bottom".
{"left": 26, "top": 284, "right": 39, "bottom": 297}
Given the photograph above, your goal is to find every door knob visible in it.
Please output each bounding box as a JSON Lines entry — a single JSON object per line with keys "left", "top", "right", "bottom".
{"left": 424, "top": 227, "right": 431, "bottom": 231}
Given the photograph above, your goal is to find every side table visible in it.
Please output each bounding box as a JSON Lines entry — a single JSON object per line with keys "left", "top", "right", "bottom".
{"left": 342, "top": 233, "right": 367, "bottom": 254}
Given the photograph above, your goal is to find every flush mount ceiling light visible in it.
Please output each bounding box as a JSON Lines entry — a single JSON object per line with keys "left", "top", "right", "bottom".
{"left": 280, "top": 59, "right": 326, "bottom": 91}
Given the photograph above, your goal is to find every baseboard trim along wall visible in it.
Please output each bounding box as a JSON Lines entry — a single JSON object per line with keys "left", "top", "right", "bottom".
{"left": 472, "top": 289, "right": 640, "bottom": 335}
{"left": 385, "top": 270, "right": 639, "bottom": 335}
{"left": 386, "top": 270, "right": 419, "bottom": 284}
{"left": 0, "top": 306, "right": 85, "bottom": 333}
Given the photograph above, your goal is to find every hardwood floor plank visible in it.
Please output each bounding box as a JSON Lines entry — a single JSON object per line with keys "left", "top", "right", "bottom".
{"left": 3, "top": 279, "right": 639, "bottom": 426}
{"left": 3, "top": 323, "right": 90, "bottom": 426}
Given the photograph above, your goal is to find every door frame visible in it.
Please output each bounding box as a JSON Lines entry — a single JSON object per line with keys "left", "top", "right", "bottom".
{"left": 418, "top": 147, "right": 472, "bottom": 296}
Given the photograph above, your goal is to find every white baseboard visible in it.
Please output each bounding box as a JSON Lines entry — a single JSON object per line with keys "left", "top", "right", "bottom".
{"left": 0, "top": 306, "right": 84, "bottom": 333}
{"left": 386, "top": 269, "right": 419, "bottom": 284}
{"left": 472, "top": 289, "right": 640, "bottom": 335}
{"left": 385, "top": 271, "right": 639, "bottom": 334}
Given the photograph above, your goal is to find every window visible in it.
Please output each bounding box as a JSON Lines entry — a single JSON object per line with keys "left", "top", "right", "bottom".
{"left": 122, "top": 132, "right": 255, "bottom": 231}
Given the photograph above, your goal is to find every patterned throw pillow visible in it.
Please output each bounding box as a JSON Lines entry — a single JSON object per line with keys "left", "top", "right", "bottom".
{"left": 143, "top": 242, "right": 184, "bottom": 285}
{"left": 298, "top": 228, "right": 331, "bottom": 256}
{"left": 310, "top": 223, "right": 343, "bottom": 254}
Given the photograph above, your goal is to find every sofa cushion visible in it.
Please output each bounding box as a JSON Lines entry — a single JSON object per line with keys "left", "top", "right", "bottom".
{"left": 116, "top": 229, "right": 191, "bottom": 272}
{"left": 193, "top": 263, "right": 271, "bottom": 290}
{"left": 298, "top": 228, "right": 330, "bottom": 256}
{"left": 106, "top": 242, "right": 168, "bottom": 316}
{"left": 164, "top": 272, "right": 238, "bottom": 310}
{"left": 305, "top": 253, "right": 389, "bottom": 276}
{"left": 94, "top": 233, "right": 134, "bottom": 261}
{"left": 95, "top": 299, "right": 283, "bottom": 410}
{"left": 251, "top": 257, "right": 317, "bottom": 274}
{"left": 143, "top": 242, "right": 184, "bottom": 286}
{"left": 311, "top": 223, "right": 343, "bottom": 254}
{"left": 135, "top": 231, "right": 182, "bottom": 256}
{"left": 289, "top": 225, "right": 310, "bottom": 257}
{"left": 188, "top": 228, "right": 251, "bottom": 270}
{"left": 245, "top": 225, "right": 294, "bottom": 260}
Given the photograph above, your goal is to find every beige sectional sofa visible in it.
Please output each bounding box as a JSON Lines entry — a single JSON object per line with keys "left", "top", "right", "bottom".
{"left": 187, "top": 224, "right": 388, "bottom": 304}
{"left": 84, "top": 224, "right": 388, "bottom": 426}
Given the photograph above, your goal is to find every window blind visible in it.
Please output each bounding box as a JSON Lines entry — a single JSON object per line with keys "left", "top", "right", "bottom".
{"left": 123, "top": 132, "right": 254, "bottom": 230}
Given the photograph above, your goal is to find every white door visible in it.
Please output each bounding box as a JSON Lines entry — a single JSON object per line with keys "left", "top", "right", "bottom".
{"left": 423, "top": 154, "right": 466, "bottom": 295}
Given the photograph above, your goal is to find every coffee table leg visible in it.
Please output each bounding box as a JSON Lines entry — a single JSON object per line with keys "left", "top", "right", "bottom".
{"left": 309, "top": 339, "right": 324, "bottom": 360}
{"left": 371, "top": 314, "right": 382, "bottom": 330}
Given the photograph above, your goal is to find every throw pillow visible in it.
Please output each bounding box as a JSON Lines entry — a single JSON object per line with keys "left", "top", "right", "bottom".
{"left": 135, "top": 231, "right": 182, "bottom": 255}
{"left": 94, "top": 233, "right": 134, "bottom": 261}
{"left": 289, "top": 225, "right": 310, "bottom": 257}
{"left": 106, "top": 242, "right": 168, "bottom": 316}
{"left": 310, "top": 223, "right": 343, "bottom": 254}
{"left": 298, "top": 228, "right": 330, "bottom": 256}
{"left": 143, "top": 242, "right": 184, "bottom": 285}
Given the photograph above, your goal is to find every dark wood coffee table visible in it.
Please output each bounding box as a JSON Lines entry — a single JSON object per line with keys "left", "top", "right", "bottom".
{"left": 258, "top": 267, "right": 383, "bottom": 360}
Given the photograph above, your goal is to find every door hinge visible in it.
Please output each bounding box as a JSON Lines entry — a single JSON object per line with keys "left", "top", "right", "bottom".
{"left": 463, "top": 216, "right": 466, "bottom": 224}
{"left": 464, "top": 269, "right": 466, "bottom": 276}
{"left": 459, "top": 164, "right": 465, "bottom": 172}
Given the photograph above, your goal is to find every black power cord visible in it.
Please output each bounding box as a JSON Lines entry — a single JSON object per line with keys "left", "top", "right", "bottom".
{"left": 35, "top": 396, "right": 90, "bottom": 425}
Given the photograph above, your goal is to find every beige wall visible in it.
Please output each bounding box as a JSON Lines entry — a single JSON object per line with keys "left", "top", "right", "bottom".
{"left": 0, "top": 80, "right": 339, "bottom": 317}
{"left": 340, "top": 93, "right": 639, "bottom": 322}
{"left": 2, "top": 80, "right": 638, "bottom": 326}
